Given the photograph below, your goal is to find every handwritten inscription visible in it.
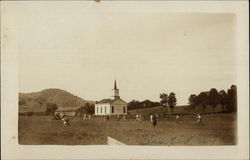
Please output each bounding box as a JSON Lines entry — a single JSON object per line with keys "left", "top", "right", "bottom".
{"left": 141, "top": 134, "right": 216, "bottom": 145}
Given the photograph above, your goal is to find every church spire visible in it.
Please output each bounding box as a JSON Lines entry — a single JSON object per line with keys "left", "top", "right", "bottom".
{"left": 113, "top": 80, "right": 119, "bottom": 99}
{"left": 114, "top": 80, "right": 117, "bottom": 90}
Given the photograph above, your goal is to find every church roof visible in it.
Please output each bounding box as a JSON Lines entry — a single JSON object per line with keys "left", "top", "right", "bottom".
{"left": 97, "top": 98, "right": 127, "bottom": 104}
{"left": 97, "top": 98, "right": 115, "bottom": 104}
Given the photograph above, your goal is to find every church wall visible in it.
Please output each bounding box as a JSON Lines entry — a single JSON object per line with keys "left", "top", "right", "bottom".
{"left": 110, "top": 102, "right": 127, "bottom": 115}
{"left": 95, "top": 102, "right": 127, "bottom": 115}
{"left": 94, "top": 103, "right": 111, "bottom": 115}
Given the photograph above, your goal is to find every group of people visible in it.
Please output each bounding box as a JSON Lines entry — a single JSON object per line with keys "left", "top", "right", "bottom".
{"left": 54, "top": 112, "right": 93, "bottom": 127}
{"left": 55, "top": 111, "right": 203, "bottom": 127}
{"left": 116, "top": 114, "right": 126, "bottom": 121}
{"left": 104, "top": 114, "right": 126, "bottom": 121}
{"left": 174, "top": 113, "right": 203, "bottom": 125}
{"left": 135, "top": 113, "right": 203, "bottom": 128}
{"left": 54, "top": 112, "right": 70, "bottom": 126}
{"left": 77, "top": 113, "right": 91, "bottom": 120}
{"left": 135, "top": 113, "right": 158, "bottom": 128}
{"left": 135, "top": 114, "right": 145, "bottom": 123}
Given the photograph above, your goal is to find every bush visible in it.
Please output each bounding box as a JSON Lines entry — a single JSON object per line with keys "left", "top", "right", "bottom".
{"left": 45, "top": 103, "right": 58, "bottom": 116}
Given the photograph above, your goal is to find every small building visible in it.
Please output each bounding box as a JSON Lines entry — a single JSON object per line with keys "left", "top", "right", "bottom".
{"left": 55, "top": 107, "right": 78, "bottom": 116}
{"left": 95, "top": 80, "right": 127, "bottom": 116}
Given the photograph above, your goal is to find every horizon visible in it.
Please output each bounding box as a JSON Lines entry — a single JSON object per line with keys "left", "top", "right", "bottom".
{"left": 18, "top": 83, "right": 236, "bottom": 106}
{"left": 15, "top": 3, "right": 236, "bottom": 105}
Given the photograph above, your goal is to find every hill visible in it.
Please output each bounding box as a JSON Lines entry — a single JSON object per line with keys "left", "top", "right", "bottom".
{"left": 19, "top": 88, "right": 92, "bottom": 114}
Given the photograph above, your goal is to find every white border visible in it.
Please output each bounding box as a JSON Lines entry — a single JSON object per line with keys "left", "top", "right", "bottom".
{"left": 1, "top": 1, "right": 249, "bottom": 159}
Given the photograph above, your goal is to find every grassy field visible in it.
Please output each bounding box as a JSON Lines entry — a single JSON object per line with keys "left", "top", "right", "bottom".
{"left": 128, "top": 105, "right": 227, "bottom": 116}
{"left": 19, "top": 112, "right": 236, "bottom": 145}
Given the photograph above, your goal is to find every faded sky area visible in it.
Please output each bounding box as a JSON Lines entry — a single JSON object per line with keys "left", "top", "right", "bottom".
{"left": 13, "top": 2, "right": 236, "bottom": 105}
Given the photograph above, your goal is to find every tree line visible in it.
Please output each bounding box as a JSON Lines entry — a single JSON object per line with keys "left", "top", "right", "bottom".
{"left": 127, "top": 99, "right": 161, "bottom": 110}
{"left": 188, "top": 85, "right": 237, "bottom": 113}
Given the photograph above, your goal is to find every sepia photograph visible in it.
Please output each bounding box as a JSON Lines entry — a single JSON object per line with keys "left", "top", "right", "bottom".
{"left": 17, "top": 9, "right": 237, "bottom": 146}
{"left": 1, "top": 1, "right": 249, "bottom": 159}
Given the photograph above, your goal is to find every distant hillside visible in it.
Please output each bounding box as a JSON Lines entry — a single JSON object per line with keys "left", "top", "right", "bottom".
{"left": 19, "top": 88, "right": 93, "bottom": 113}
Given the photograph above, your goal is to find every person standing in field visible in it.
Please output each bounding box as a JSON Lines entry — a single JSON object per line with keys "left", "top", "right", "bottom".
{"left": 105, "top": 115, "right": 110, "bottom": 121}
{"left": 150, "top": 114, "right": 153, "bottom": 123}
{"left": 176, "top": 115, "right": 180, "bottom": 124}
{"left": 59, "top": 112, "right": 65, "bottom": 120}
{"left": 88, "top": 114, "right": 91, "bottom": 119}
{"left": 62, "top": 117, "right": 70, "bottom": 126}
{"left": 141, "top": 114, "right": 144, "bottom": 123}
{"left": 77, "top": 113, "right": 81, "bottom": 120}
{"left": 155, "top": 113, "right": 159, "bottom": 121}
{"left": 83, "top": 114, "right": 87, "bottom": 120}
{"left": 117, "top": 114, "right": 120, "bottom": 121}
{"left": 139, "top": 114, "right": 143, "bottom": 123}
{"left": 196, "top": 113, "right": 202, "bottom": 125}
{"left": 152, "top": 114, "right": 157, "bottom": 128}
{"left": 136, "top": 114, "right": 139, "bottom": 121}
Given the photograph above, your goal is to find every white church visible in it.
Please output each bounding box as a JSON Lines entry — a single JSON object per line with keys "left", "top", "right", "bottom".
{"left": 95, "top": 80, "right": 127, "bottom": 116}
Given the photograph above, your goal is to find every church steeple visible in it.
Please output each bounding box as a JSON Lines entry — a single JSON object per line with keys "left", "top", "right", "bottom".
{"left": 113, "top": 80, "right": 120, "bottom": 99}
{"left": 114, "top": 80, "right": 117, "bottom": 90}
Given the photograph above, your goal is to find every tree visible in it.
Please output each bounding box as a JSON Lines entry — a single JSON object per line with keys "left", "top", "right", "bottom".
{"left": 84, "top": 103, "right": 95, "bottom": 115}
{"left": 45, "top": 103, "right": 58, "bottom": 116}
{"left": 76, "top": 103, "right": 95, "bottom": 115}
{"left": 128, "top": 100, "right": 140, "bottom": 110}
{"left": 128, "top": 99, "right": 160, "bottom": 110}
{"left": 142, "top": 100, "right": 152, "bottom": 108}
{"left": 208, "top": 88, "right": 220, "bottom": 113}
{"left": 167, "top": 92, "right": 177, "bottom": 116}
{"left": 196, "top": 92, "right": 209, "bottom": 114}
{"left": 219, "top": 90, "right": 227, "bottom": 111}
{"left": 188, "top": 94, "right": 197, "bottom": 110}
{"left": 226, "top": 85, "right": 237, "bottom": 112}
{"left": 159, "top": 93, "right": 169, "bottom": 116}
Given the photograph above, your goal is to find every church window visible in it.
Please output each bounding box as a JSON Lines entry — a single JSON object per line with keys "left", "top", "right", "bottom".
{"left": 105, "top": 106, "right": 106, "bottom": 113}
{"left": 123, "top": 106, "right": 126, "bottom": 113}
{"left": 97, "top": 107, "right": 98, "bottom": 114}
{"left": 112, "top": 106, "right": 114, "bottom": 113}
{"left": 101, "top": 107, "right": 102, "bottom": 113}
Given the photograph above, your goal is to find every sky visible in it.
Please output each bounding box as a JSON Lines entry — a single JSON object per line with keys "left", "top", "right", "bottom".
{"left": 13, "top": 2, "right": 236, "bottom": 105}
